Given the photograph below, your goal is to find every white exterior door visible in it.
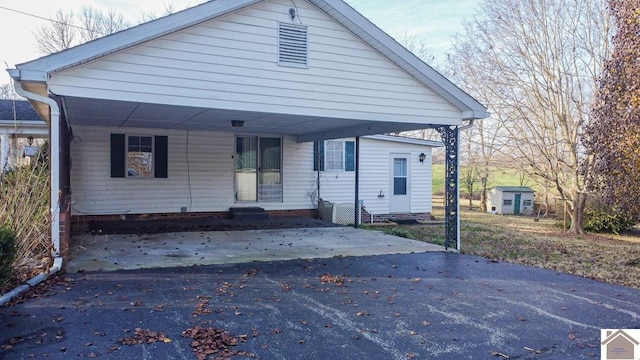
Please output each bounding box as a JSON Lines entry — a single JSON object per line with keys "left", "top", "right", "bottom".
{"left": 390, "top": 154, "right": 411, "bottom": 213}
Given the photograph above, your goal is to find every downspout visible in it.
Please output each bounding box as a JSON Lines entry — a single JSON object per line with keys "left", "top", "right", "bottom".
{"left": 0, "top": 75, "right": 64, "bottom": 306}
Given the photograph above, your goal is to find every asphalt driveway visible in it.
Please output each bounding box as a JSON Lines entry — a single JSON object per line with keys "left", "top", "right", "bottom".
{"left": 2, "top": 252, "right": 639, "bottom": 359}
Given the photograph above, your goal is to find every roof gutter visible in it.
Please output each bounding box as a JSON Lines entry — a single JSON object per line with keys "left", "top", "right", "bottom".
{"left": 459, "top": 119, "right": 475, "bottom": 131}
{"left": 1, "top": 70, "right": 64, "bottom": 305}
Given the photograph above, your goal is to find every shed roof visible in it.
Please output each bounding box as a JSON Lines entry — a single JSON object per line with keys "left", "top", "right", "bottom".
{"left": 493, "top": 186, "right": 535, "bottom": 193}
{"left": 364, "top": 134, "right": 442, "bottom": 147}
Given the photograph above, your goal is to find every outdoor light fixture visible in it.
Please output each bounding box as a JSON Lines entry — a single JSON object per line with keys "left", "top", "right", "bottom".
{"left": 231, "top": 120, "right": 244, "bottom": 128}
{"left": 289, "top": 8, "right": 296, "bottom": 20}
{"left": 419, "top": 152, "right": 426, "bottom": 163}
{"left": 27, "top": 135, "right": 34, "bottom": 146}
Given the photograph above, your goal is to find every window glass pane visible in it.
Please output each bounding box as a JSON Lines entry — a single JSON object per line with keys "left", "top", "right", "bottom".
{"left": 236, "top": 137, "right": 258, "bottom": 201}
{"left": 127, "top": 136, "right": 153, "bottom": 178}
{"left": 260, "top": 138, "right": 281, "bottom": 171}
{"left": 325, "top": 141, "right": 344, "bottom": 170}
{"left": 393, "top": 158, "right": 407, "bottom": 195}
{"left": 394, "top": 178, "right": 407, "bottom": 195}
{"left": 394, "top": 158, "right": 407, "bottom": 177}
{"left": 503, "top": 199, "right": 513, "bottom": 206}
{"left": 259, "top": 138, "right": 282, "bottom": 202}
{"left": 236, "top": 137, "right": 257, "bottom": 171}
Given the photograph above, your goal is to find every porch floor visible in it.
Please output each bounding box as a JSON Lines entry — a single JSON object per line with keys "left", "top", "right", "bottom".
{"left": 68, "top": 218, "right": 446, "bottom": 272}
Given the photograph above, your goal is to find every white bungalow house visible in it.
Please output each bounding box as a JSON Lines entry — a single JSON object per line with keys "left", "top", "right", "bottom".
{"left": 486, "top": 186, "right": 536, "bottom": 215}
{"left": 8, "top": 0, "right": 487, "bottom": 260}
{"left": 0, "top": 100, "right": 48, "bottom": 172}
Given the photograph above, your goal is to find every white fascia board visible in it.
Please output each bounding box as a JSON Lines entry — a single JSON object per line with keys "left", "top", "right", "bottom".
{"left": 16, "top": 0, "right": 262, "bottom": 75}
{"left": 364, "top": 134, "right": 443, "bottom": 147}
{"left": 311, "top": 0, "right": 488, "bottom": 119}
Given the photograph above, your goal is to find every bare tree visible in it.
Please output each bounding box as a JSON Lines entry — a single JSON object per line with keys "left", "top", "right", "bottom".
{"left": 140, "top": 2, "right": 180, "bottom": 22}
{"left": 34, "top": 10, "right": 77, "bottom": 54}
{"left": 448, "top": 0, "right": 612, "bottom": 233}
{"left": 447, "top": 50, "right": 506, "bottom": 212}
{"left": 79, "top": 7, "right": 128, "bottom": 42}
{"left": 0, "top": 83, "right": 20, "bottom": 100}
{"left": 34, "top": 7, "right": 130, "bottom": 54}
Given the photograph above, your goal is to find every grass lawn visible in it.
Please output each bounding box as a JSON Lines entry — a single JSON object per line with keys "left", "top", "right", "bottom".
{"left": 370, "top": 205, "right": 640, "bottom": 289}
{"left": 432, "top": 164, "right": 531, "bottom": 194}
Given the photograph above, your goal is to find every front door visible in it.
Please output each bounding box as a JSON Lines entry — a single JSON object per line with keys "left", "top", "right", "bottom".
{"left": 390, "top": 154, "right": 411, "bottom": 213}
{"left": 514, "top": 194, "right": 521, "bottom": 214}
{"left": 235, "top": 137, "right": 282, "bottom": 202}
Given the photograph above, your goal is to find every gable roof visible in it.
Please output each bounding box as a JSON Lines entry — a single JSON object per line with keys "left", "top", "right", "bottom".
{"left": 493, "top": 186, "right": 535, "bottom": 193}
{"left": 12, "top": 0, "right": 486, "bottom": 120}
{"left": 0, "top": 100, "right": 40, "bottom": 121}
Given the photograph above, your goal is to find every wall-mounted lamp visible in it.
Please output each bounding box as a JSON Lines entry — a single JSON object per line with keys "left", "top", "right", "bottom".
{"left": 289, "top": 8, "right": 296, "bottom": 20}
{"left": 231, "top": 120, "right": 244, "bottom": 128}
{"left": 419, "top": 152, "right": 426, "bottom": 163}
{"left": 27, "top": 135, "right": 34, "bottom": 146}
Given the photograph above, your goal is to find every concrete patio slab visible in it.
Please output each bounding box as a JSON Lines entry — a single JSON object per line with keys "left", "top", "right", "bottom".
{"left": 68, "top": 227, "right": 446, "bottom": 272}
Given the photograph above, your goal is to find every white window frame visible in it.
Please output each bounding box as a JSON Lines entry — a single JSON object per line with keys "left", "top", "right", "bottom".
{"left": 503, "top": 199, "right": 513, "bottom": 206}
{"left": 325, "top": 140, "right": 344, "bottom": 171}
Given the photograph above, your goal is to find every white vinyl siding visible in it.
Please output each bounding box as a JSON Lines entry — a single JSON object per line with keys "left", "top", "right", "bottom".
{"left": 70, "top": 127, "right": 434, "bottom": 216}
{"left": 48, "top": 0, "right": 461, "bottom": 125}
{"left": 70, "top": 126, "right": 316, "bottom": 215}
{"left": 318, "top": 137, "right": 433, "bottom": 216}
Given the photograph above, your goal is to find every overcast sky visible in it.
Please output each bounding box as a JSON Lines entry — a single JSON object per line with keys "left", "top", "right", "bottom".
{"left": 0, "top": 0, "right": 480, "bottom": 84}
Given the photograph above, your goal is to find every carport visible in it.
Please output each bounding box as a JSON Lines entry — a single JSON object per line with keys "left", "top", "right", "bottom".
{"left": 7, "top": 0, "right": 487, "bottom": 273}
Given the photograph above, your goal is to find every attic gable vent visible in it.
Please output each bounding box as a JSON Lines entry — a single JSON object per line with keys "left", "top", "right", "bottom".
{"left": 278, "top": 23, "right": 308, "bottom": 67}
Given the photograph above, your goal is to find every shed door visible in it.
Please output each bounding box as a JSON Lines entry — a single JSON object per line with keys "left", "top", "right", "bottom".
{"left": 514, "top": 194, "right": 521, "bottom": 214}
{"left": 390, "top": 155, "right": 411, "bottom": 213}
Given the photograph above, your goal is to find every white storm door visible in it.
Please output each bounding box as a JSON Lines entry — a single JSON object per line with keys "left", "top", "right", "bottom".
{"left": 390, "top": 155, "right": 411, "bottom": 213}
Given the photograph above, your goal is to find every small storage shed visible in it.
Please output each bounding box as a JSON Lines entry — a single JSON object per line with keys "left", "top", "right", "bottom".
{"left": 486, "top": 186, "right": 535, "bottom": 215}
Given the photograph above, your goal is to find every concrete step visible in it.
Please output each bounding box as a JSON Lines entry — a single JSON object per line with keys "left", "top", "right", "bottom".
{"left": 230, "top": 207, "right": 269, "bottom": 221}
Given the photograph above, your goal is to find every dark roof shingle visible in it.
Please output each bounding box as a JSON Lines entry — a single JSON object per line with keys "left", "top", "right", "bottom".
{"left": 0, "top": 100, "right": 40, "bottom": 121}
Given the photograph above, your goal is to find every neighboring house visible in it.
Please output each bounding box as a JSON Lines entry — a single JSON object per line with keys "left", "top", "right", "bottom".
{"left": 601, "top": 329, "right": 639, "bottom": 360}
{"left": 8, "top": 0, "right": 488, "bottom": 259}
{"left": 316, "top": 135, "right": 440, "bottom": 223}
{"left": 0, "top": 100, "right": 48, "bottom": 172}
{"left": 486, "top": 186, "right": 535, "bottom": 215}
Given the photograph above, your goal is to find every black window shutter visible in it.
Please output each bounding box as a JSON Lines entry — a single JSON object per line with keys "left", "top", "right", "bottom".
{"left": 313, "top": 141, "right": 325, "bottom": 171}
{"left": 154, "top": 136, "right": 168, "bottom": 178}
{"left": 110, "top": 134, "right": 125, "bottom": 178}
{"left": 345, "top": 141, "right": 355, "bottom": 171}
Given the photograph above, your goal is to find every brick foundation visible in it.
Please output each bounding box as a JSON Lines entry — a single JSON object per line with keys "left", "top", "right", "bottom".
{"left": 360, "top": 208, "right": 432, "bottom": 224}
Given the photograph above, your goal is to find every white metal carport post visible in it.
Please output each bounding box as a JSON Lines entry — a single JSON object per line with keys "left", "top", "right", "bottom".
{"left": 1, "top": 130, "right": 8, "bottom": 172}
